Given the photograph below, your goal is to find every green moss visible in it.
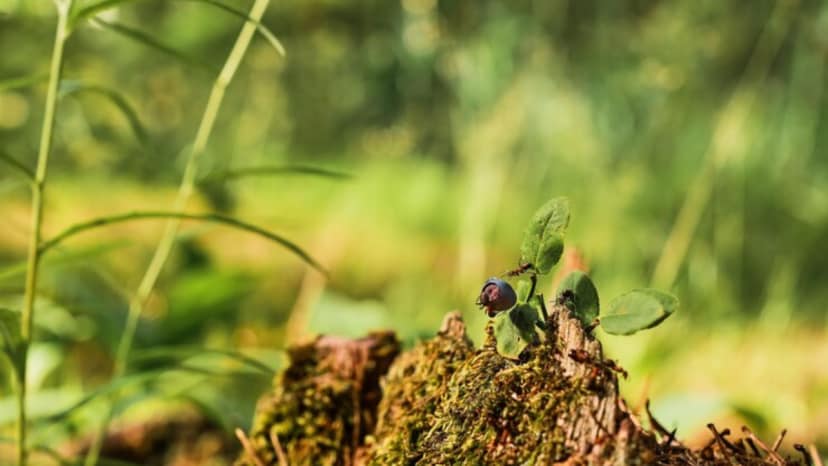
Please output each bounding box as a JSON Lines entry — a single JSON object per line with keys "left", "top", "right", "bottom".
{"left": 235, "top": 331, "right": 399, "bottom": 466}
{"left": 368, "top": 312, "right": 476, "bottom": 464}
{"left": 236, "top": 309, "right": 800, "bottom": 466}
{"left": 407, "top": 333, "right": 583, "bottom": 464}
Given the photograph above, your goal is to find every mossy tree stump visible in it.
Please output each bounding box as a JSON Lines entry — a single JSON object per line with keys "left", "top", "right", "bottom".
{"left": 235, "top": 305, "right": 808, "bottom": 466}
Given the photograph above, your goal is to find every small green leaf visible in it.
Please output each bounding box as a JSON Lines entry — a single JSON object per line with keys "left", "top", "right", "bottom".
{"left": 515, "top": 279, "right": 532, "bottom": 302}
{"left": 535, "top": 232, "right": 564, "bottom": 273}
{"left": 556, "top": 271, "right": 600, "bottom": 326}
{"left": 601, "top": 289, "right": 678, "bottom": 335}
{"left": 0, "top": 308, "right": 25, "bottom": 378}
{"left": 520, "top": 197, "right": 570, "bottom": 274}
{"left": 493, "top": 304, "right": 540, "bottom": 360}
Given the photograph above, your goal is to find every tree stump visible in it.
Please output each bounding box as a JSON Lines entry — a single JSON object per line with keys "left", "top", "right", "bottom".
{"left": 235, "top": 305, "right": 808, "bottom": 465}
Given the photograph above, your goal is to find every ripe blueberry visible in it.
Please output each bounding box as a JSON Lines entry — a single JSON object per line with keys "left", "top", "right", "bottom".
{"left": 477, "top": 277, "right": 517, "bottom": 317}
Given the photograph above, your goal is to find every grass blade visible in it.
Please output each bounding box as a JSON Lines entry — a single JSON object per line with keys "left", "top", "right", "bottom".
{"left": 36, "top": 364, "right": 264, "bottom": 426}
{"left": 90, "top": 18, "right": 217, "bottom": 72}
{"left": 0, "top": 437, "right": 81, "bottom": 466}
{"left": 38, "top": 211, "right": 326, "bottom": 274}
{"left": 204, "top": 164, "right": 352, "bottom": 183}
{"left": 129, "top": 346, "right": 279, "bottom": 375}
{"left": 0, "top": 241, "right": 130, "bottom": 283}
{"left": 72, "top": 0, "right": 285, "bottom": 56}
{"left": 0, "top": 73, "right": 48, "bottom": 92}
{"left": 0, "top": 152, "right": 34, "bottom": 182}
{"left": 59, "top": 81, "right": 149, "bottom": 145}
{"left": 188, "top": 0, "right": 285, "bottom": 56}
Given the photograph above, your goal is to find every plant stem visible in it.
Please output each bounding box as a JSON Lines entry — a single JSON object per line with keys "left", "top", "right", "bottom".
{"left": 83, "top": 1, "right": 271, "bottom": 464}
{"left": 19, "top": 1, "right": 72, "bottom": 465}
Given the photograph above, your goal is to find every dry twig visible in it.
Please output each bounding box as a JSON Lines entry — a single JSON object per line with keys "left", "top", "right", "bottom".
{"left": 742, "top": 426, "right": 785, "bottom": 466}
{"left": 772, "top": 429, "right": 787, "bottom": 452}
{"left": 269, "top": 428, "right": 290, "bottom": 466}
{"left": 235, "top": 428, "right": 266, "bottom": 466}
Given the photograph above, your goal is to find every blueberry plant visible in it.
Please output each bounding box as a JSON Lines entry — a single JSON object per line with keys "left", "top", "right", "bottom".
{"left": 478, "top": 197, "right": 679, "bottom": 359}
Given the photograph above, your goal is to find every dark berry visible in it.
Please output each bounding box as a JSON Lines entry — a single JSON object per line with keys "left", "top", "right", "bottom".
{"left": 476, "top": 277, "right": 517, "bottom": 317}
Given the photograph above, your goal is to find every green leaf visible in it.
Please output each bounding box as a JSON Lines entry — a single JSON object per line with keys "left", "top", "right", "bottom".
{"left": 601, "top": 289, "right": 679, "bottom": 335}
{"left": 71, "top": 0, "right": 286, "bottom": 57}
{"left": 556, "top": 271, "right": 600, "bottom": 326}
{"left": 0, "top": 308, "right": 25, "bottom": 379}
{"left": 493, "top": 304, "right": 540, "bottom": 360}
{"left": 91, "top": 17, "right": 217, "bottom": 72}
{"left": 515, "top": 278, "right": 532, "bottom": 302}
{"left": 59, "top": 81, "right": 149, "bottom": 145}
{"left": 520, "top": 197, "right": 570, "bottom": 274}
{"left": 0, "top": 73, "right": 48, "bottom": 92}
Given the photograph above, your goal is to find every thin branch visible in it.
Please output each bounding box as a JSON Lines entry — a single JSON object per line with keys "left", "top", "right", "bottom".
{"left": 706, "top": 424, "right": 734, "bottom": 465}
{"left": 38, "top": 211, "right": 326, "bottom": 274}
{"left": 269, "top": 428, "right": 290, "bottom": 466}
{"left": 717, "top": 428, "right": 744, "bottom": 454}
{"left": 235, "top": 428, "right": 266, "bottom": 466}
{"left": 810, "top": 444, "right": 824, "bottom": 466}
{"left": 745, "top": 437, "right": 762, "bottom": 457}
{"left": 795, "top": 444, "right": 813, "bottom": 466}
{"left": 741, "top": 426, "right": 785, "bottom": 466}
{"left": 772, "top": 428, "right": 787, "bottom": 452}
{"left": 645, "top": 400, "right": 674, "bottom": 443}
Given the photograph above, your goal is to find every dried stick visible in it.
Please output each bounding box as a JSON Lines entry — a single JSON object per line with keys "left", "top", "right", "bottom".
{"left": 794, "top": 444, "right": 812, "bottom": 466}
{"left": 745, "top": 437, "right": 762, "bottom": 456}
{"left": 741, "top": 426, "right": 785, "bottom": 466}
{"left": 269, "top": 429, "right": 290, "bottom": 466}
{"left": 707, "top": 424, "right": 734, "bottom": 465}
{"left": 717, "top": 428, "right": 745, "bottom": 453}
{"left": 235, "top": 428, "right": 266, "bottom": 466}
{"left": 772, "top": 428, "right": 787, "bottom": 452}
{"left": 810, "top": 444, "right": 824, "bottom": 466}
{"left": 645, "top": 400, "right": 674, "bottom": 443}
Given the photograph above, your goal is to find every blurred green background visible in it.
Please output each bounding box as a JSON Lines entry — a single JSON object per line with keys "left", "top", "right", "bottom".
{"left": 1, "top": 0, "right": 827, "bottom": 462}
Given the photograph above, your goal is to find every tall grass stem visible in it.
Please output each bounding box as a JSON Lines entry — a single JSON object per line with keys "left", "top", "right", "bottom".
{"left": 83, "top": 1, "right": 271, "bottom": 464}
{"left": 19, "top": 1, "right": 73, "bottom": 465}
{"left": 650, "top": 0, "right": 795, "bottom": 289}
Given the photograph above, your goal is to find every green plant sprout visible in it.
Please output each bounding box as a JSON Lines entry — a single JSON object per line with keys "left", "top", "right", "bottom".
{"left": 478, "top": 197, "right": 679, "bottom": 359}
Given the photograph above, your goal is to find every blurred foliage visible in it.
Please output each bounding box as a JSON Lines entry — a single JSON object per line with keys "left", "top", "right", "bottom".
{"left": 1, "top": 0, "right": 828, "bottom": 461}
